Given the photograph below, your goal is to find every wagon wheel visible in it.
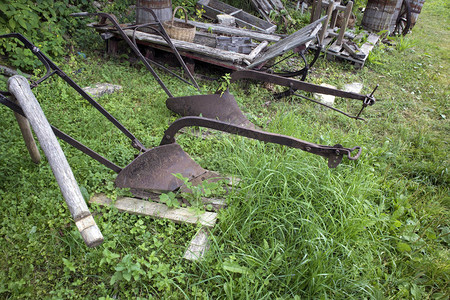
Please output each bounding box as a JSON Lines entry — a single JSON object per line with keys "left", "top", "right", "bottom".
{"left": 392, "top": 0, "right": 412, "bottom": 36}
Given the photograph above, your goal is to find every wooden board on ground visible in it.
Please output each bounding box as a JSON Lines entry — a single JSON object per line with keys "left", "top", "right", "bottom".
{"left": 309, "top": 30, "right": 380, "bottom": 69}
{"left": 90, "top": 194, "right": 217, "bottom": 227}
{"left": 183, "top": 227, "right": 210, "bottom": 260}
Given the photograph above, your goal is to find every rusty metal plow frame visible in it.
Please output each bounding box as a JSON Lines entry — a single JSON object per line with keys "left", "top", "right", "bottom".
{"left": 71, "top": 10, "right": 200, "bottom": 97}
{"left": 230, "top": 70, "right": 377, "bottom": 121}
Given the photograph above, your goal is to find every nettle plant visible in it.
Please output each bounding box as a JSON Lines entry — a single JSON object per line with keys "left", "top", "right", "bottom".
{"left": 159, "top": 173, "right": 226, "bottom": 210}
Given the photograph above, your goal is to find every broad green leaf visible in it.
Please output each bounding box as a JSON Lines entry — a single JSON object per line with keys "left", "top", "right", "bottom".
{"left": 223, "top": 261, "right": 248, "bottom": 274}
{"left": 397, "top": 242, "right": 412, "bottom": 252}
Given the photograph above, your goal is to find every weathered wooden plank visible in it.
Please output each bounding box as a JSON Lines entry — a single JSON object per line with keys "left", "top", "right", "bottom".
{"left": 359, "top": 33, "right": 379, "bottom": 57}
{"left": 327, "top": 40, "right": 342, "bottom": 53}
{"left": 247, "top": 16, "right": 325, "bottom": 69}
{"left": 247, "top": 40, "right": 268, "bottom": 61}
{"left": 90, "top": 194, "right": 217, "bottom": 227}
{"left": 8, "top": 76, "right": 103, "bottom": 248}
{"left": 183, "top": 227, "right": 210, "bottom": 261}
{"left": 270, "top": 0, "right": 284, "bottom": 10}
{"left": 342, "top": 41, "right": 365, "bottom": 59}
{"left": 125, "top": 29, "right": 247, "bottom": 63}
{"left": 197, "top": 0, "right": 276, "bottom": 33}
{"left": 336, "top": 1, "right": 353, "bottom": 46}
{"left": 312, "top": 0, "right": 323, "bottom": 22}
{"left": 180, "top": 19, "right": 281, "bottom": 42}
{"left": 319, "top": 1, "right": 336, "bottom": 44}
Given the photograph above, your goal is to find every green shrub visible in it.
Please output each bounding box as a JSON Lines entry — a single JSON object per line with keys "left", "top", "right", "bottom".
{"left": 0, "top": 0, "right": 102, "bottom": 70}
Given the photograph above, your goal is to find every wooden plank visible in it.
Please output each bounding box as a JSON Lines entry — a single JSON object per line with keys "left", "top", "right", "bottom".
{"left": 8, "top": 76, "right": 103, "bottom": 248}
{"left": 197, "top": 0, "right": 276, "bottom": 33}
{"left": 270, "top": 0, "right": 284, "bottom": 10}
{"left": 327, "top": 40, "right": 342, "bottom": 53}
{"left": 359, "top": 33, "right": 379, "bottom": 57}
{"left": 247, "top": 16, "right": 326, "bottom": 69}
{"left": 251, "top": 0, "right": 272, "bottom": 22}
{"left": 312, "top": 0, "right": 322, "bottom": 22}
{"left": 322, "top": 36, "right": 334, "bottom": 47}
{"left": 126, "top": 29, "right": 247, "bottom": 63}
{"left": 184, "top": 228, "right": 210, "bottom": 261}
{"left": 180, "top": 19, "right": 281, "bottom": 42}
{"left": 342, "top": 41, "right": 365, "bottom": 59}
{"left": 247, "top": 40, "right": 268, "bottom": 61}
{"left": 327, "top": 30, "right": 356, "bottom": 40}
{"left": 90, "top": 194, "right": 218, "bottom": 227}
{"left": 130, "top": 190, "right": 227, "bottom": 212}
{"left": 319, "top": 1, "right": 335, "bottom": 44}
{"left": 336, "top": 1, "right": 353, "bottom": 46}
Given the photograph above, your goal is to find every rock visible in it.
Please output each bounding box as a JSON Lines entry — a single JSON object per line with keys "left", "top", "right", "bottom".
{"left": 83, "top": 83, "right": 122, "bottom": 98}
{"left": 314, "top": 83, "right": 336, "bottom": 106}
{"left": 92, "top": 1, "right": 103, "bottom": 10}
{"left": 216, "top": 14, "right": 236, "bottom": 27}
{"left": 343, "top": 82, "right": 363, "bottom": 94}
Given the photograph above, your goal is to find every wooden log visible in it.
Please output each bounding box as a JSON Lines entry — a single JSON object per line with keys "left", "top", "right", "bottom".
{"left": 336, "top": 1, "right": 353, "bottom": 46}
{"left": 0, "top": 64, "right": 31, "bottom": 78}
{"left": 90, "top": 194, "right": 217, "bottom": 227}
{"left": 7, "top": 75, "right": 103, "bottom": 248}
{"left": 10, "top": 95, "right": 41, "bottom": 164}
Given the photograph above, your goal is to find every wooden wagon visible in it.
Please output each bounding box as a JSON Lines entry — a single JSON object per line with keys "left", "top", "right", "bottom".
{"left": 90, "top": 16, "right": 325, "bottom": 75}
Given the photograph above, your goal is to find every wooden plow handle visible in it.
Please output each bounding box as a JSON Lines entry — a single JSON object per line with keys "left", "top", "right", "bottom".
{"left": 7, "top": 75, "right": 103, "bottom": 248}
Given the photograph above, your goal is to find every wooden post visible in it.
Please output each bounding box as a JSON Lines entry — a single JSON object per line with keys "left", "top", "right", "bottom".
{"left": 8, "top": 75, "right": 104, "bottom": 248}
{"left": 312, "top": 0, "right": 323, "bottom": 22}
{"left": 337, "top": 1, "right": 353, "bottom": 46}
{"left": 318, "top": 1, "right": 335, "bottom": 44}
{"left": 11, "top": 95, "right": 41, "bottom": 164}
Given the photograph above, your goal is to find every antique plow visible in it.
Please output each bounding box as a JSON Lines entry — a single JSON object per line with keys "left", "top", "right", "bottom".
{"left": 167, "top": 69, "right": 377, "bottom": 124}
{"left": 1, "top": 34, "right": 362, "bottom": 200}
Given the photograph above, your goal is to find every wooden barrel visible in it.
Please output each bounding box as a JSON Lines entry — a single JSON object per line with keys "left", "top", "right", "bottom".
{"left": 409, "top": 0, "right": 425, "bottom": 28}
{"left": 136, "top": 0, "right": 172, "bottom": 24}
{"left": 362, "top": 0, "right": 398, "bottom": 32}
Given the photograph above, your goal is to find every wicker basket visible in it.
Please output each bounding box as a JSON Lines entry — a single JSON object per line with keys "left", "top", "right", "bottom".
{"left": 163, "top": 6, "right": 196, "bottom": 42}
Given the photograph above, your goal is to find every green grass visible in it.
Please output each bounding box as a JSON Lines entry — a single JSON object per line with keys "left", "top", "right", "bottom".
{"left": 0, "top": 0, "right": 449, "bottom": 298}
